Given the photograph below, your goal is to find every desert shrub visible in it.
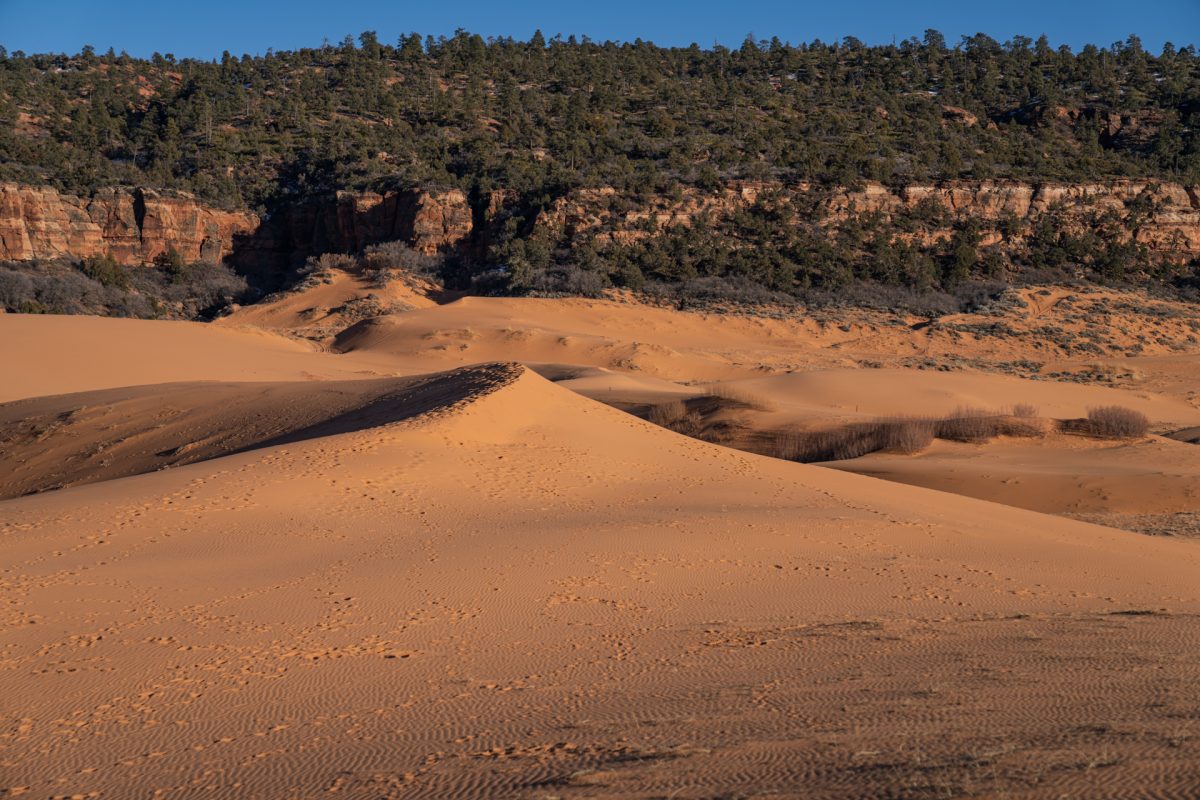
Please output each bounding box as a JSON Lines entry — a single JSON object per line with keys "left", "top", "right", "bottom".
{"left": 934, "top": 407, "right": 1050, "bottom": 441}
{"left": 153, "top": 246, "right": 188, "bottom": 281}
{"left": 521, "top": 264, "right": 608, "bottom": 297}
{"left": 935, "top": 407, "right": 997, "bottom": 442}
{"left": 155, "top": 261, "right": 250, "bottom": 316}
{"left": 645, "top": 276, "right": 794, "bottom": 309}
{"left": 0, "top": 268, "right": 35, "bottom": 310}
{"left": 302, "top": 252, "right": 357, "bottom": 276}
{"left": 647, "top": 400, "right": 687, "bottom": 427}
{"left": 995, "top": 415, "right": 1049, "bottom": 438}
{"left": 33, "top": 270, "right": 104, "bottom": 313}
{"left": 361, "top": 241, "right": 444, "bottom": 285}
{"left": 1010, "top": 403, "right": 1039, "bottom": 418}
{"left": 292, "top": 252, "right": 357, "bottom": 291}
{"left": 701, "top": 383, "right": 772, "bottom": 411}
{"left": 0, "top": 257, "right": 247, "bottom": 319}
{"left": 881, "top": 418, "right": 937, "bottom": 453}
{"left": 80, "top": 253, "right": 130, "bottom": 288}
{"left": 1087, "top": 405, "right": 1150, "bottom": 438}
{"left": 770, "top": 408, "right": 1047, "bottom": 464}
{"left": 646, "top": 399, "right": 703, "bottom": 436}
{"left": 801, "top": 283, "right": 961, "bottom": 316}
{"left": 780, "top": 417, "right": 936, "bottom": 463}
{"left": 763, "top": 429, "right": 806, "bottom": 461}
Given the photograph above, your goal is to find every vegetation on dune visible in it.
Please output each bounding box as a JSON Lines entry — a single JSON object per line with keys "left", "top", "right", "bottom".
{"left": 640, "top": 399, "right": 1159, "bottom": 462}
{"left": 1087, "top": 405, "right": 1151, "bottom": 438}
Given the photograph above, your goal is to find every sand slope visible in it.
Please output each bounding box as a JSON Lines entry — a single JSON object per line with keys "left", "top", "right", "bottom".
{"left": 5, "top": 355, "right": 1200, "bottom": 797}
{"left": 0, "top": 315, "right": 387, "bottom": 403}
{"left": 727, "top": 368, "right": 1200, "bottom": 427}
{"left": 827, "top": 434, "right": 1200, "bottom": 516}
{"left": 0, "top": 368, "right": 515, "bottom": 499}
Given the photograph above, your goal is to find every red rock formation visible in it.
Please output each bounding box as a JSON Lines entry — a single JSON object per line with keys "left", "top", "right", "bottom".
{"left": 0, "top": 183, "right": 258, "bottom": 265}
{"left": 248, "top": 188, "right": 473, "bottom": 272}
{"left": 537, "top": 180, "right": 1200, "bottom": 261}
{"left": 0, "top": 184, "right": 474, "bottom": 276}
{"left": 4, "top": 179, "right": 1197, "bottom": 274}
{"left": 829, "top": 180, "right": 1200, "bottom": 256}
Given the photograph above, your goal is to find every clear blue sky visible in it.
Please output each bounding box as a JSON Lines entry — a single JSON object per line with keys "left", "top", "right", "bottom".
{"left": 1, "top": 0, "right": 1196, "bottom": 59}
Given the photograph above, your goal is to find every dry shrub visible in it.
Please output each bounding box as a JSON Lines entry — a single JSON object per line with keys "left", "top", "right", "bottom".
{"left": 1087, "top": 405, "right": 1150, "bottom": 438}
{"left": 303, "top": 252, "right": 356, "bottom": 274}
{"left": 994, "top": 415, "right": 1050, "bottom": 438}
{"left": 764, "top": 429, "right": 806, "bottom": 461}
{"left": 881, "top": 418, "right": 936, "bottom": 453}
{"left": 935, "top": 407, "right": 996, "bottom": 442}
{"left": 776, "top": 417, "right": 935, "bottom": 463}
{"left": 766, "top": 407, "right": 1051, "bottom": 464}
{"left": 1010, "top": 403, "right": 1039, "bottom": 418}
{"left": 701, "top": 383, "right": 772, "bottom": 411}
{"left": 793, "top": 425, "right": 878, "bottom": 462}
{"left": 646, "top": 400, "right": 703, "bottom": 436}
{"left": 647, "top": 400, "right": 688, "bottom": 427}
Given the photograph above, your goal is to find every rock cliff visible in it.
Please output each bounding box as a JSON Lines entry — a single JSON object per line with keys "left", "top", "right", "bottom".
{"left": 248, "top": 188, "right": 471, "bottom": 264}
{"left": 3, "top": 180, "right": 1198, "bottom": 279}
{"left": 0, "top": 184, "right": 259, "bottom": 265}
{"left": 537, "top": 179, "right": 1200, "bottom": 259}
{"left": 0, "top": 184, "right": 473, "bottom": 277}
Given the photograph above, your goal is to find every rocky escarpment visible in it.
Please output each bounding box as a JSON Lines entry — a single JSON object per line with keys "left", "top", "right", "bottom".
{"left": 0, "top": 184, "right": 475, "bottom": 282}
{"left": 240, "top": 188, "right": 472, "bottom": 275}
{"left": 537, "top": 180, "right": 1200, "bottom": 260}
{"left": 0, "top": 184, "right": 259, "bottom": 265}
{"left": 4, "top": 179, "right": 1199, "bottom": 286}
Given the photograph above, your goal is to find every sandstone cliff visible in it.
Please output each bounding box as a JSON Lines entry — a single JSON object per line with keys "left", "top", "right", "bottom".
{"left": 250, "top": 188, "right": 471, "bottom": 263}
{"left": 536, "top": 179, "right": 1200, "bottom": 260}
{"left": 0, "top": 184, "right": 259, "bottom": 265}
{"left": 3, "top": 180, "right": 1198, "bottom": 278}
{"left": 0, "top": 184, "right": 474, "bottom": 276}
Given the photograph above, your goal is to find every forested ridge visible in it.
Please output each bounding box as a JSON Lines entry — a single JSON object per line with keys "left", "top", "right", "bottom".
{"left": 2, "top": 30, "right": 1199, "bottom": 313}
{"left": 3, "top": 30, "right": 1198, "bottom": 208}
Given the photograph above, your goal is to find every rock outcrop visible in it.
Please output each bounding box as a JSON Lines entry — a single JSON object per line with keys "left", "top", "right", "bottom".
{"left": 824, "top": 180, "right": 1200, "bottom": 255}
{"left": 4, "top": 179, "right": 1198, "bottom": 280}
{"left": 537, "top": 179, "right": 1200, "bottom": 260}
{"left": 0, "top": 184, "right": 259, "bottom": 265}
{"left": 0, "top": 183, "right": 475, "bottom": 285}
{"left": 261, "top": 188, "right": 471, "bottom": 259}
{"left": 228, "top": 187, "right": 473, "bottom": 282}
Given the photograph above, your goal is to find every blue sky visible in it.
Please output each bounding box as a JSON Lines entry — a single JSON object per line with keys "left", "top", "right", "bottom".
{"left": 1, "top": 0, "right": 1196, "bottom": 59}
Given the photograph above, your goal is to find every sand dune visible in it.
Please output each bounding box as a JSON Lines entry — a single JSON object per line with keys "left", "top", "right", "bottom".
{"left": 5, "top": 282, "right": 1200, "bottom": 798}
{"left": 0, "top": 367, "right": 515, "bottom": 499}
{"left": 5, "top": 347, "right": 1200, "bottom": 797}
{"left": 826, "top": 433, "right": 1200, "bottom": 515}
{"left": 726, "top": 368, "right": 1200, "bottom": 427}
{"left": 0, "top": 314, "right": 385, "bottom": 403}
{"left": 220, "top": 268, "right": 440, "bottom": 338}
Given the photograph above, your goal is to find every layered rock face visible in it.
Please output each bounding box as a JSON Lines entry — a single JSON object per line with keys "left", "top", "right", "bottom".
{"left": 4, "top": 180, "right": 1198, "bottom": 276}
{"left": 0, "top": 184, "right": 474, "bottom": 275}
{"left": 826, "top": 181, "right": 1200, "bottom": 255}
{"left": 255, "top": 188, "right": 471, "bottom": 261}
{"left": 0, "top": 184, "right": 259, "bottom": 265}
{"left": 539, "top": 180, "right": 1200, "bottom": 259}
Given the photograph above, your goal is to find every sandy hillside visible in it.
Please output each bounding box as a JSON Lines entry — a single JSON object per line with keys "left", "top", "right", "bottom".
{"left": 0, "top": 371, "right": 508, "bottom": 500}
{"left": 220, "top": 274, "right": 1200, "bottom": 387}
{"left": 4, "top": 284, "right": 1200, "bottom": 798}
{"left": 0, "top": 315, "right": 388, "bottom": 403}
{"left": 826, "top": 434, "right": 1200, "bottom": 514}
